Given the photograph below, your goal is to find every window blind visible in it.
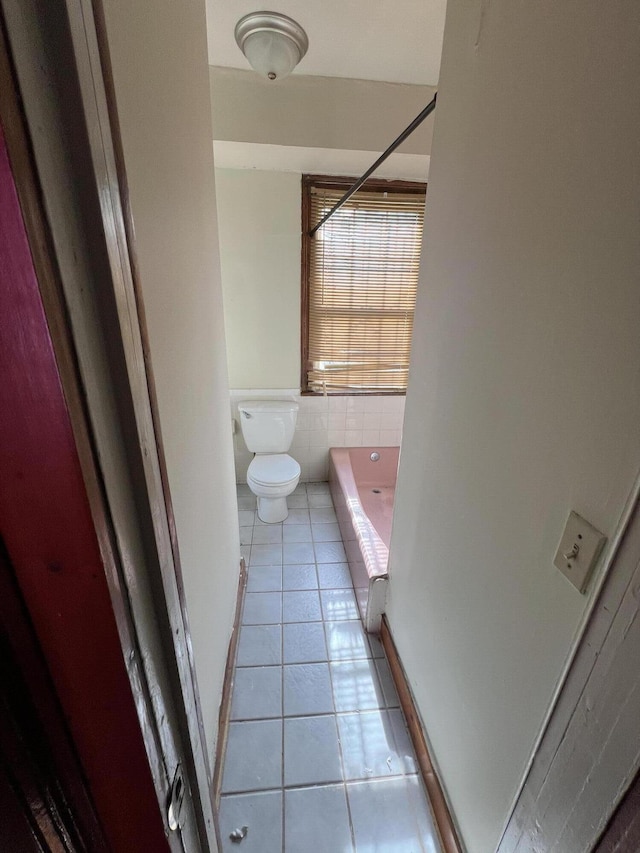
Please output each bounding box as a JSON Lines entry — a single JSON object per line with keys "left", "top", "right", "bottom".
{"left": 304, "top": 179, "right": 425, "bottom": 393}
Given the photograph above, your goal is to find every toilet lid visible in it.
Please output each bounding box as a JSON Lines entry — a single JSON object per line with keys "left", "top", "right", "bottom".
{"left": 248, "top": 454, "right": 300, "bottom": 486}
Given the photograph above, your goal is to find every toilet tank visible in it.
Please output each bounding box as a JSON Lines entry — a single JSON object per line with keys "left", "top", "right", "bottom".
{"left": 238, "top": 400, "right": 299, "bottom": 453}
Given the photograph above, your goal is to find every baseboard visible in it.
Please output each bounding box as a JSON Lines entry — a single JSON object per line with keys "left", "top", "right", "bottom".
{"left": 380, "top": 616, "right": 463, "bottom": 853}
{"left": 212, "top": 558, "right": 247, "bottom": 814}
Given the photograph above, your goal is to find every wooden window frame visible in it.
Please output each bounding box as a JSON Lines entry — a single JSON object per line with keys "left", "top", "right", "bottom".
{"left": 300, "top": 174, "right": 427, "bottom": 396}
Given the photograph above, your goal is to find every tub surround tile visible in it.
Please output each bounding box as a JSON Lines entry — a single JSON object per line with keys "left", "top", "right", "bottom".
{"left": 284, "top": 785, "right": 353, "bottom": 853}
{"left": 284, "top": 715, "right": 343, "bottom": 787}
{"left": 327, "top": 412, "right": 347, "bottom": 430}
{"left": 236, "top": 625, "right": 282, "bottom": 667}
{"left": 219, "top": 791, "right": 283, "bottom": 853}
{"left": 328, "top": 396, "right": 348, "bottom": 412}
{"left": 283, "top": 622, "right": 327, "bottom": 664}
{"left": 231, "top": 392, "right": 404, "bottom": 483}
{"left": 230, "top": 666, "right": 282, "bottom": 721}
{"left": 282, "top": 564, "right": 318, "bottom": 591}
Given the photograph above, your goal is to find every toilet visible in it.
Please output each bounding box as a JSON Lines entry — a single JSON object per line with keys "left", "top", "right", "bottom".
{"left": 238, "top": 400, "right": 301, "bottom": 523}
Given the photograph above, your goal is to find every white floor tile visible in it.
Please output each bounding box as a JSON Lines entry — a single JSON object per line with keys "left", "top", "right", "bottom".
{"left": 251, "top": 524, "right": 282, "bottom": 545}
{"left": 315, "top": 541, "right": 347, "bottom": 563}
{"left": 325, "top": 620, "right": 372, "bottom": 661}
{"left": 283, "top": 509, "right": 311, "bottom": 525}
{"left": 284, "top": 715, "right": 342, "bottom": 787}
{"left": 317, "top": 562, "right": 353, "bottom": 589}
{"left": 283, "top": 524, "right": 313, "bottom": 543}
{"left": 330, "top": 659, "right": 386, "bottom": 712}
{"left": 282, "top": 564, "right": 318, "bottom": 591}
{"left": 284, "top": 663, "right": 334, "bottom": 716}
{"left": 242, "top": 592, "right": 282, "bottom": 625}
{"left": 312, "top": 522, "right": 342, "bottom": 542}
{"left": 321, "top": 588, "right": 360, "bottom": 621}
{"left": 283, "top": 542, "right": 315, "bottom": 564}
{"left": 246, "top": 566, "right": 282, "bottom": 593}
{"left": 230, "top": 666, "right": 282, "bottom": 721}
{"left": 219, "top": 791, "right": 282, "bottom": 853}
{"left": 283, "top": 622, "right": 327, "bottom": 664}
{"left": 310, "top": 506, "right": 338, "bottom": 524}
{"left": 285, "top": 785, "right": 353, "bottom": 853}
{"left": 221, "top": 720, "right": 282, "bottom": 793}
{"left": 283, "top": 590, "right": 322, "bottom": 622}
{"left": 249, "top": 544, "right": 283, "bottom": 566}
{"left": 236, "top": 625, "right": 282, "bottom": 667}
{"left": 347, "top": 776, "right": 440, "bottom": 853}
{"left": 338, "top": 710, "right": 404, "bottom": 780}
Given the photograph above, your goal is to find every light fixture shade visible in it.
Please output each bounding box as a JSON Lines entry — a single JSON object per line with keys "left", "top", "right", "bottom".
{"left": 235, "top": 12, "right": 308, "bottom": 81}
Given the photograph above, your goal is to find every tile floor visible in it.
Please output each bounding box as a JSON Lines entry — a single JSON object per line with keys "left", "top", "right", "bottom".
{"left": 219, "top": 482, "right": 442, "bottom": 853}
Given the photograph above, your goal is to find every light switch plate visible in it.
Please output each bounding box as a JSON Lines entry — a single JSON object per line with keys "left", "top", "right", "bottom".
{"left": 554, "top": 511, "right": 606, "bottom": 593}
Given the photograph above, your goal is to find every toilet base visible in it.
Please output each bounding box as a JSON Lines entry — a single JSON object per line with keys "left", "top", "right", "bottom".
{"left": 257, "top": 495, "right": 289, "bottom": 524}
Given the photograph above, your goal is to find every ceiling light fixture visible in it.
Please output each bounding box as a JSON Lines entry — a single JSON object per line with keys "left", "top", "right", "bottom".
{"left": 234, "top": 11, "right": 308, "bottom": 82}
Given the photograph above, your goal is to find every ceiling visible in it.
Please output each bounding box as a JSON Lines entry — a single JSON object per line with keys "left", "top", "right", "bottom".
{"left": 206, "top": 0, "right": 447, "bottom": 87}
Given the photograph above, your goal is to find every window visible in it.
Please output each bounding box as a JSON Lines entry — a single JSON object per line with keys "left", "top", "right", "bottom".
{"left": 301, "top": 174, "right": 426, "bottom": 394}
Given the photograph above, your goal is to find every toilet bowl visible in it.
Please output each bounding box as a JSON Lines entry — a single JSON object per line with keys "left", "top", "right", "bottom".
{"left": 247, "top": 453, "right": 300, "bottom": 523}
{"left": 238, "top": 400, "right": 300, "bottom": 523}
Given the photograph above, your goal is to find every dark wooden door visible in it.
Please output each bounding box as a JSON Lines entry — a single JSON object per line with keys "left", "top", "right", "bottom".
{"left": 0, "top": 541, "right": 108, "bottom": 853}
{"left": 0, "top": 113, "right": 169, "bottom": 850}
{"left": 594, "top": 767, "right": 640, "bottom": 853}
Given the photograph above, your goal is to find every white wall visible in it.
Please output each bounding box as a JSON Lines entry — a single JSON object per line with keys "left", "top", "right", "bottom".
{"left": 102, "top": 0, "right": 240, "bottom": 767}
{"left": 215, "top": 169, "right": 407, "bottom": 482}
{"left": 210, "top": 68, "right": 436, "bottom": 156}
{"left": 215, "top": 169, "right": 301, "bottom": 389}
{"left": 388, "top": 1, "right": 640, "bottom": 851}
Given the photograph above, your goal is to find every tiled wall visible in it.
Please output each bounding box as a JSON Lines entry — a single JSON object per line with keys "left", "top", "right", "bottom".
{"left": 230, "top": 390, "right": 405, "bottom": 483}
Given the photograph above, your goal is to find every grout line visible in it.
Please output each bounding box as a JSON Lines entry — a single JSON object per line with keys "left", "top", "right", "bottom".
{"left": 280, "top": 567, "right": 285, "bottom": 853}
{"left": 230, "top": 483, "right": 433, "bottom": 851}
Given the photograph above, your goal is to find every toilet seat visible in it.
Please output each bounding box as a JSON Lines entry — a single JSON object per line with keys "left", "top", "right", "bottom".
{"left": 248, "top": 453, "right": 300, "bottom": 487}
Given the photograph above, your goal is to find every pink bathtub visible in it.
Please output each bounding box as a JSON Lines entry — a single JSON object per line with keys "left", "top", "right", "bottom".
{"left": 329, "top": 447, "right": 399, "bottom": 633}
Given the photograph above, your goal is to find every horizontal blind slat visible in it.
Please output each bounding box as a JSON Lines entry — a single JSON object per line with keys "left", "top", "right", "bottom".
{"left": 305, "top": 178, "right": 425, "bottom": 393}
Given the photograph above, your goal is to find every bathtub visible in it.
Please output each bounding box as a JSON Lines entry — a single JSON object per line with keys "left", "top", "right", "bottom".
{"left": 329, "top": 446, "right": 399, "bottom": 633}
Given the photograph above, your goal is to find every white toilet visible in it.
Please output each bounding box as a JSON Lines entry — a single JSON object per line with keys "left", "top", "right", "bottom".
{"left": 238, "top": 400, "right": 301, "bottom": 523}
